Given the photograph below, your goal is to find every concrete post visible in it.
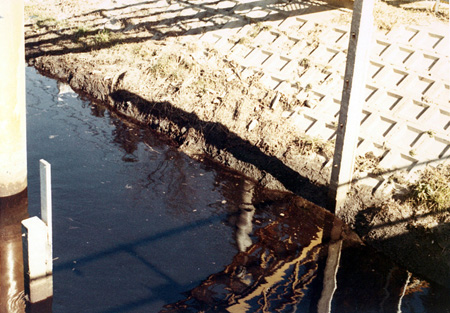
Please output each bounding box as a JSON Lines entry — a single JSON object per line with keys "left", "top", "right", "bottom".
{"left": 0, "top": 0, "right": 27, "bottom": 197}
{"left": 327, "top": 0, "right": 374, "bottom": 214}
{"left": 22, "top": 217, "right": 53, "bottom": 304}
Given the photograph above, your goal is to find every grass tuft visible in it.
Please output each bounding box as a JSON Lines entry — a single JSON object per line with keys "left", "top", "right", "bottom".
{"left": 36, "top": 17, "right": 58, "bottom": 29}
{"left": 407, "top": 165, "right": 450, "bottom": 212}
{"left": 94, "top": 29, "right": 111, "bottom": 44}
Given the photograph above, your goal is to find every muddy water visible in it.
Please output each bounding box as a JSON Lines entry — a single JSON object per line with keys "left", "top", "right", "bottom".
{"left": 0, "top": 67, "right": 447, "bottom": 312}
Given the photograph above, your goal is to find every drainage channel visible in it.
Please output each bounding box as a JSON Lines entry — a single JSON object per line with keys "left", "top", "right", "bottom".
{"left": 0, "top": 67, "right": 448, "bottom": 313}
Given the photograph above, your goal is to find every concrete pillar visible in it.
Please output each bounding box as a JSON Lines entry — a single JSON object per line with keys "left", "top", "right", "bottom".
{"left": 0, "top": 0, "right": 27, "bottom": 197}
{"left": 0, "top": 1, "right": 28, "bottom": 311}
{"left": 327, "top": 0, "right": 374, "bottom": 214}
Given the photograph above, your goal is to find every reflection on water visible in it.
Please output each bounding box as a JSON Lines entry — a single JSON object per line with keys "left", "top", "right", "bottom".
{"left": 235, "top": 180, "right": 256, "bottom": 253}
{"left": 0, "top": 189, "right": 28, "bottom": 313}
{"left": 22, "top": 67, "right": 450, "bottom": 313}
{"left": 162, "top": 193, "right": 327, "bottom": 312}
{"left": 163, "top": 192, "right": 450, "bottom": 312}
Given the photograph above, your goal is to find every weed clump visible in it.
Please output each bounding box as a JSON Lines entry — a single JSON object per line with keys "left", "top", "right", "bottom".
{"left": 299, "top": 135, "right": 334, "bottom": 159}
{"left": 36, "top": 17, "right": 57, "bottom": 29}
{"left": 407, "top": 165, "right": 450, "bottom": 212}
{"left": 248, "top": 22, "right": 271, "bottom": 38}
{"left": 94, "top": 29, "right": 111, "bottom": 44}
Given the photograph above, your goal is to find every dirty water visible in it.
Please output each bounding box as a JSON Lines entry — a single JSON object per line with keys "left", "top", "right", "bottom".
{"left": 1, "top": 67, "right": 449, "bottom": 313}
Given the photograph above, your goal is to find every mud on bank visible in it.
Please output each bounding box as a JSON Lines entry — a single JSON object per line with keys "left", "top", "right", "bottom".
{"left": 24, "top": 0, "right": 450, "bottom": 289}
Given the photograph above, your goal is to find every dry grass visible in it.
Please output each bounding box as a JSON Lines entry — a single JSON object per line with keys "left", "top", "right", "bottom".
{"left": 333, "top": 0, "right": 448, "bottom": 30}
{"left": 407, "top": 165, "right": 450, "bottom": 212}
{"left": 374, "top": 1, "right": 448, "bottom": 30}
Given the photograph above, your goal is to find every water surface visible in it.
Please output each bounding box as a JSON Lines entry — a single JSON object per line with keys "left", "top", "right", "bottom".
{"left": 26, "top": 67, "right": 241, "bottom": 312}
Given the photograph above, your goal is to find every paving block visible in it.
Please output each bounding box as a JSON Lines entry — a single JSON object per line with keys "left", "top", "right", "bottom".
{"left": 429, "top": 108, "right": 450, "bottom": 133}
{"left": 242, "top": 47, "right": 272, "bottom": 67}
{"left": 372, "top": 39, "right": 392, "bottom": 59}
{"left": 296, "top": 113, "right": 318, "bottom": 133}
{"left": 254, "top": 30, "right": 280, "bottom": 46}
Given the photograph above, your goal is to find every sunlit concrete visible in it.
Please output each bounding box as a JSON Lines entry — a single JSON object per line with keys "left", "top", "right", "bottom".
{"left": 0, "top": 0, "right": 27, "bottom": 197}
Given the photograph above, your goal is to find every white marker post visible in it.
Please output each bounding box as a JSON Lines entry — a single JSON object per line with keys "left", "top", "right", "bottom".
{"left": 40, "top": 159, "right": 53, "bottom": 276}
{"left": 328, "top": 0, "right": 375, "bottom": 214}
{"left": 22, "top": 160, "right": 53, "bottom": 304}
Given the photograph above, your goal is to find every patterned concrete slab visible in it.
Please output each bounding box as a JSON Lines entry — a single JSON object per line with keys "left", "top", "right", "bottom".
{"left": 51, "top": 0, "right": 449, "bottom": 194}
